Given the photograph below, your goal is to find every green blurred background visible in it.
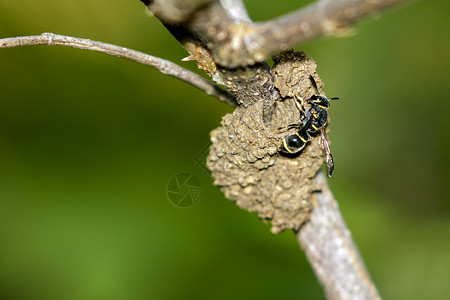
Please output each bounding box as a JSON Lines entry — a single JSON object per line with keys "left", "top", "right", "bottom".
{"left": 0, "top": 0, "right": 449, "bottom": 299}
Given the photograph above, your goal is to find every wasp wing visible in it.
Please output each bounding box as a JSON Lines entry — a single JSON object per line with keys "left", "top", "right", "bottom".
{"left": 320, "top": 128, "right": 334, "bottom": 177}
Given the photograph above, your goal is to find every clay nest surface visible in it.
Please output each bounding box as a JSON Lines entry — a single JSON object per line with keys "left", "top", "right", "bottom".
{"left": 207, "top": 51, "right": 328, "bottom": 234}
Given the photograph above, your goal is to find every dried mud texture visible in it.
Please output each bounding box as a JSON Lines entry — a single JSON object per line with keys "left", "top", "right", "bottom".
{"left": 208, "top": 51, "right": 327, "bottom": 234}
{"left": 272, "top": 50, "right": 325, "bottom": 100}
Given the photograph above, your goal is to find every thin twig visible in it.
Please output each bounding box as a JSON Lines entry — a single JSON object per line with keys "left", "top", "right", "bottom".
{"left": 0, "top": 32, "right": 237, "bottom": 107}
{"left": 297, "top": 172, "right": 381, "bottom": 300}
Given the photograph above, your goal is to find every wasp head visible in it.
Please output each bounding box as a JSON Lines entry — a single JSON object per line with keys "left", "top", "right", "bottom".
{"left": 308, "top": 95, "right": 339, "bottom": 109}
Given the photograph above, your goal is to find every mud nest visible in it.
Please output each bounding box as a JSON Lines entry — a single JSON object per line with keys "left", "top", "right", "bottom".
{"left": 208, "top": 51, "right": 329, "bottom": 234}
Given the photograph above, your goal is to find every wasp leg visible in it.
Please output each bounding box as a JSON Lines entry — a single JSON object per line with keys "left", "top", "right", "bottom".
{"left": 294, "top": 94, "right": 305, "bottom": 113}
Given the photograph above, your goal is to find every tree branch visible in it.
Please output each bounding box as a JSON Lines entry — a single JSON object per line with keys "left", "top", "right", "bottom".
{"left": 298, "top": 172, "right": 381, "bottom": 300}
{"left": 143, "top": 0, "right": 211, "bottom": 24}
{"left": 244, "top": 0, "right": 413, "bottom": 66}
{"left": 0, "top": 32, "right": 237, "bottom": 107}
{"left": 145, "top": 1, "right": 279, "bottom": 119}
{"left": 146, "top": 0, "right": 411, "bottom": 67}
{"left": 218, "top": 0, "right": 250, "bottom": 21}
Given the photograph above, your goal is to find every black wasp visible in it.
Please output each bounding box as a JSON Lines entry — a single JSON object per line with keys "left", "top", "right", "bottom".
{"left": 280, "top": 76, "right": 339, "bottom": 177}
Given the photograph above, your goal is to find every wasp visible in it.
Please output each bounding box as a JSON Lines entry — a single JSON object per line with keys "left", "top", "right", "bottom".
{"left": 280, "top": 76, "right": 339, "bottom": 177}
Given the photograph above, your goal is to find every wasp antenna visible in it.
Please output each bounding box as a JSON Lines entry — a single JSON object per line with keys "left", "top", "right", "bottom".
{"left": 309, "top": 75, "right": 320, "bottom": 95}
{"left": 329, "top": 97, "right": 340, "bottom": 100}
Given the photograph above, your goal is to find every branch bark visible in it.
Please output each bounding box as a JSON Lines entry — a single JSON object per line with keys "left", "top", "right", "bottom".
{"left": 147, "top": 0, "right": 279, "bottom": 121}
{"left": 145, "top": 0, "right": 411, "bottom": 67}
{"left": 298, "top": 173, "right": 381, "bottom": 300}
{"left": 218, "top": 0, "right": 250, "bottom": 21}
{"left": 244, "top": 0, "right": 412, "bottom": 66}
{"left": 142, "top": 0, "right": 211, "bottom": 24}
{"left": 0, "top": 32, "right": 237, "bottom": 107}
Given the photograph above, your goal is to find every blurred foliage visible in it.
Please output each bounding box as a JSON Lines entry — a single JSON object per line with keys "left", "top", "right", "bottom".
{"left": 0, "top": 0, "right": 449, "bottom": 299}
